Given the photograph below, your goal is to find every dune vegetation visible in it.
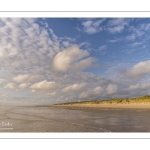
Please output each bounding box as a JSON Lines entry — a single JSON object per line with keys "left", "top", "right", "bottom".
{"left": 56, "top": 95, "right": 150, "bottom": 105}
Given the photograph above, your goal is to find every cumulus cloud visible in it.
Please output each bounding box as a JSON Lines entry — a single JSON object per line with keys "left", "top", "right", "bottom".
{"left": 4, "top": 83, "right": 17, "bottom": 89}
{"left": 53, "top": 45, "right": 96, "bottom": 72}
{"left": 30, "top": 80, "right": 59, "bottom": 90}
{"left": 18, "top": 83, "right": 29, "bottom": 89}
{"left": 128, "top": 83, "right": 150, "bottom": 91}
{"left": 13, "top": 74, "right": 30, "bottom": 83}
{"left": 79, "top": 86, "right": 103, "bottom": 99}
{"left": 93, "top": 86, "right": 103, "bottom": 94}
{"left": 47, "top": 92, "right": 56, "bottom": 96}
{"left": 126, "top": 60, "right": 150, "bottom": 79}
{"left": 106, "top": 84, "right": 118, "bottom": 95}
{"left": 31, "top": 90, "right": 36, "bottom": 93}
{"left": 62, "top": 83, "right": 86, "bottom": 92}
{"left": 79, "top": 91, "right": 90, "bottom": 99}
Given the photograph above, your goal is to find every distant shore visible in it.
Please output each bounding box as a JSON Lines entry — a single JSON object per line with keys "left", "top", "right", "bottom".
{"left": 55, "top": 103, "right": 150, "bottom": 109}
{"left": 55, "top": 95, "right": 150, "bottom": 109}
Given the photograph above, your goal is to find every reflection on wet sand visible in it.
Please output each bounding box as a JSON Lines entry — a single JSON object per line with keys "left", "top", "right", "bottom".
{"left": 0, "top": 106, "right": 150, "bottom": 132}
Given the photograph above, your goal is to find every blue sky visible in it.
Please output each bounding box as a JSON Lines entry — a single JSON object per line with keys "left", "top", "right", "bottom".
{"left": 0, "top": 18, "right": 150, "bottom": 105}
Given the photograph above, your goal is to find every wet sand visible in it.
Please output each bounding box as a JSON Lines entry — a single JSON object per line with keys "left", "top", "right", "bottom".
{"left": 1, "top": 105, "right": 150, "bottom": 132}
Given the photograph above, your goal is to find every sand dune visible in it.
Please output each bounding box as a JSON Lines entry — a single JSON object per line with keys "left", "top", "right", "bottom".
{"left": 56, "top": 103, "right": 150, "bottom": 109}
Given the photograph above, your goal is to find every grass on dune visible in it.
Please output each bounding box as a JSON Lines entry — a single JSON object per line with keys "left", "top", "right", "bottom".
{"left": 56, "top": 95, "right": 150, "bottom": 105}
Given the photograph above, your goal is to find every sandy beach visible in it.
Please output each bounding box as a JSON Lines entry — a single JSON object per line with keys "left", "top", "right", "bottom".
{"left": 1, "top": 104, "right": 150, "bottom": 132}
{"left": 0, "top": 106, "right": 108, "bottom": 132}
{"left": 55, "top": 103, "right": 150, "bottom": 109}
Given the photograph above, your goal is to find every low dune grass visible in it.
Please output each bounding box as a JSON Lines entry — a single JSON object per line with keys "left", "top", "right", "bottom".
{"left": 56, "top": 95, "right": 150, "bottom": 105}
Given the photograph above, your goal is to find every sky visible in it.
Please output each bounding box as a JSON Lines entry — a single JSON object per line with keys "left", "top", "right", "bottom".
{"left": 0, "top": 18, "right": 150, "bottom": 106}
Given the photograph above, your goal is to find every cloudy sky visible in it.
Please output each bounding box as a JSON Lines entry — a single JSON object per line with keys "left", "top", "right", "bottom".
{"left": 0, "top": 18, "right": 150, "bottom": 105}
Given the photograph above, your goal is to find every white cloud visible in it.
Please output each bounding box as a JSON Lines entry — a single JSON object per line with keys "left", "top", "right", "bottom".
{"left": 126, "top": 60, "right": 150, "bottom": 78}
{"left": 130, "top": 42, "right": 142, "bottom": 48}
{"left": 128, "top": 25, "right": 145, "bottom": 39}
{"left": 79, "top": 91, "right": 89, "bottom": 99}
{"left": 30, "top": 80, "right": 59, "bottom": 90}
{"left": 62, "top": 41, "right": 70, "bottom": 47}
{"left": 13, "top": 74, "right": 30, "bottom": 83}
{"left": 53, "top": 45, "right": 96, "bottom": 72}
{"left": 79, "top": 86, "right": 103, "bottom": 99}
{"left": 18, "top": 83, "right": 29, "bottom": 89}
{"left": 0, "top": 18, "right": 60, "bottom": 72}
{"left": 108, "top": 39, "right": 121, "bottom": 43}
{"left": 107, "top": 18, "right": 129, "bottom": 34}
{"left": 93, "top": 86, "right": 103, "bottom": 94}
{"left": 4, "top": 83, "right": 17, "bottom": 89}
{"left": 108, "top": 18, "right": 126, "bottom": 26}
{"left": 62, "top": 83, "right": 86, "bottom": 92}
{"left": 82, "top": 19, "right": 105, "bottom": 34}
{"left": 47, "top": 92, "right": 56, "bottom": 96}
{"left": 0, "top": 44, "right": 18, "bottom": 58}
{"left": 106, "top": 84, "right": 118, "bottom": 94}
{"left": 125, "top": 34, "right": 135, "bottom": 41}
{"left": 108, "top": 26, "right": 124, "bottom": 34}
{"left": 29, "top": 75, "right": 44, "bottom": 83}
{"left": 0, "top": 79, "right": 5, "bottom": 84}
{"left": 75, "top": 27, "right": 81, "bottom": 32}
{"left": 128, "top": 83, "right": 150, "bottom": 91}
{"left": 99, "top": 45, "right": 107, "bottom": 51}
{"left": 0, "top": 93, "right": 8, "bottom": 98}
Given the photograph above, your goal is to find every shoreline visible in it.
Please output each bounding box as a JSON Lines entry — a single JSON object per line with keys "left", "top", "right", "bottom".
{"left": 1, "top": 104, "right": 150, "bottom": 132}
{"left": 55, "top": 103, "right": 150, "bottom": 109}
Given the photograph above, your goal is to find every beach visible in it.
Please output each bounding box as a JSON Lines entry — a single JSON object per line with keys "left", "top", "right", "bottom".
{"left": 55, "top": 103, "right": 150, "bottom": 109}
{"left": 1, "top": 104, "right": 150, "bottom": 132}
